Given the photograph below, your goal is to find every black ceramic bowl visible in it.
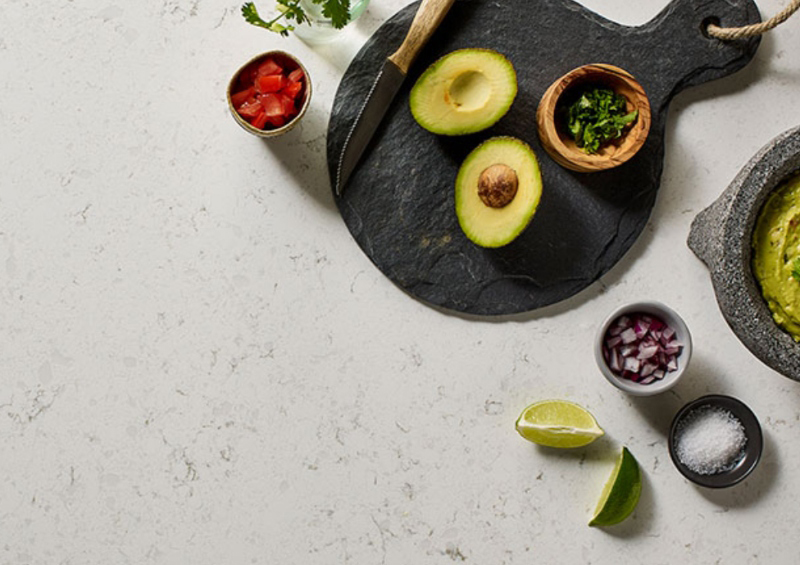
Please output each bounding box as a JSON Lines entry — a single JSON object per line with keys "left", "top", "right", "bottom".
{"left": 688, "top": 125, "right": 800, "bottom": 382}
{"left": 668, "top": 395, "right": 762, "bottom": 488}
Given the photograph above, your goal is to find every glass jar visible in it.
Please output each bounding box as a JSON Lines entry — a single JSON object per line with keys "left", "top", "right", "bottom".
{"left": 293, "top": 0, "right": 370, "bottom": 43}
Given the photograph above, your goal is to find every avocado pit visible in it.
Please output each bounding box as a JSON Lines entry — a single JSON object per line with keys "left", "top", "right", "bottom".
{"left": 455, "top": 136, "right": 542, "bottom": 248}
{"left": 478, "top": 164, "right": 518, "bottom": 208}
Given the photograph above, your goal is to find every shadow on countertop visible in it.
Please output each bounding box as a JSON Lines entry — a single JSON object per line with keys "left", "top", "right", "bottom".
{"left": 695, "top": 429, "right": 779, "bottom": 509}
{"left": 260, "top": 101, "right": 338, "bottom": 215}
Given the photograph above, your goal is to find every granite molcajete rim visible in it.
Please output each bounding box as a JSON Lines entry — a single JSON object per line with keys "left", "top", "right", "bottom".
{"left": 688, "top": 125, "right": 800, "bottom": 382}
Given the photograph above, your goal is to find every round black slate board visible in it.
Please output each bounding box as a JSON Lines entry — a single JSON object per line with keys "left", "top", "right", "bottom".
{"left": 327, "top": 0, "right": 760, "bottom": 315}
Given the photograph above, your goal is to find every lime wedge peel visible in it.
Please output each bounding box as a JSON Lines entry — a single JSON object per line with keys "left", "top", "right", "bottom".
{"left": 515, "top": 399, "right": 605, "bottom": 448}
{"left": 589, "top": 446, "right": 642, "bottom": 527}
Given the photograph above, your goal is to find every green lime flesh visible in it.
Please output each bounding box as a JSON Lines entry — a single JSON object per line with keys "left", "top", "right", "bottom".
{"left": 515, "top": 399, "right": 604, "bottom": 448}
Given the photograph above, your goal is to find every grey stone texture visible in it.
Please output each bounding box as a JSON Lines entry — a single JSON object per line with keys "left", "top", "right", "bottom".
{"left": 689, "top": 126, "right": 800, "bottom": 382}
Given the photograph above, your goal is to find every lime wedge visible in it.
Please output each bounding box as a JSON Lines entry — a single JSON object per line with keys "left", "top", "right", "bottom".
{"left": 515, "top": 400, "right": 604, "bottom": 448}
{"left": 589, "top": 447, "right": 642, "bottom": 527}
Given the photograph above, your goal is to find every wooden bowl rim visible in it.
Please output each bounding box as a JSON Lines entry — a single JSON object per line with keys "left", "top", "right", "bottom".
{"left": 536, "top": 63, "right": 651, "bottom": 172}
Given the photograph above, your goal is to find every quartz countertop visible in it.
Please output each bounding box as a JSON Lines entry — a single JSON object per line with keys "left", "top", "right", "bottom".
{"left": 2, "top": 0, "right": 800, "bottom": 563}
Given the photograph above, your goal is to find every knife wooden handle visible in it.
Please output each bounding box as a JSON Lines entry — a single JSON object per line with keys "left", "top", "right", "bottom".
{"left": 387, "top": 0, "right": 456, "bottom": 74}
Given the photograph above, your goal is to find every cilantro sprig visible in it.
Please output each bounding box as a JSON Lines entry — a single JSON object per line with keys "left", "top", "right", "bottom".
{"left": 563, "top": 87, "right": 638, "bottom": 154}
{"left": 791, "top": 258, "right": 800, "bottom": 282}
{"left": 242, "top": 0, "right": 351, "bottom": 37}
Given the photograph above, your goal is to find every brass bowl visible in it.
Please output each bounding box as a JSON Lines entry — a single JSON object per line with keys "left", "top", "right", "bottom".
{"left": 227, "top": 50, "right": 312, "bottom": 138}
{"left": 536, "top": 63, "right": 651, "bottom": 172}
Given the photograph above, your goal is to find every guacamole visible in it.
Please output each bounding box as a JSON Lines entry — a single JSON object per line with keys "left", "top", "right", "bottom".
{"left": 752, "top": 173, "right": 800, "bottom": 341}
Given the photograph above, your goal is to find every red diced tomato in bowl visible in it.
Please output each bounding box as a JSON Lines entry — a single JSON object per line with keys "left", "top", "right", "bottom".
{"left": 236, "top": 98, "right": 262, "bottom": 119}
{"left": 279, "top": 94, "right": 295, "bottom": 115}
{"left": 230, "top": 87, "right": 255, "bottom": 108}
{"left": 251, "top": 112, "right": 269, "bottom": 130}
{"left": 229, "top": 51, "right": 309, "bottom": 135}
{"left": 255, "top": 74, "right": 285, "bottom": 94}
{"left": 267, "top": 114, "right": 286, "bottom": 128}
{"left": 257, "top": 58, "right": 283, "bottom": 77}
{"left": 282, "top": 81, "right": 302, "bottom": 99}
{"left": 257, "top": 93, "right": 283, "bottom": 118}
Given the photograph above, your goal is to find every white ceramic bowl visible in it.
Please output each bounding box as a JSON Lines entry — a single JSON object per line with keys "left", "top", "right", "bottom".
{"left": 594, "top": 301, "right": 693, "bottom": 396}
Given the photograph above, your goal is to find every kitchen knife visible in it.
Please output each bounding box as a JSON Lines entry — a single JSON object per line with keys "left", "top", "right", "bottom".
{"left": 334, "top": 0, "right": 456, "bottom": 196}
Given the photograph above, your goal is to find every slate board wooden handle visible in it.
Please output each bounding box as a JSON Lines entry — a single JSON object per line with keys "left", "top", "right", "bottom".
{"left": 387, "top": 0, "right": 455, "bottom": 74}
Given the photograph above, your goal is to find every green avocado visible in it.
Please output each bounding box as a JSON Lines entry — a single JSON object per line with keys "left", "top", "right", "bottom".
{"left": 752, "top": 173, "right": 800, "bottom": 340}
{"left": 410, "top": 48, "right": 517, "bottom": 135}
{"left": 455, "top": 137, "right": 543, "bottom": 248}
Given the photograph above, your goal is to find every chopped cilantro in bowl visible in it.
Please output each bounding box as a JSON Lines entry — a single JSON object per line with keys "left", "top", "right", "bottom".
{"left": 562, "top": 87, "right": 638, "bottom": 154}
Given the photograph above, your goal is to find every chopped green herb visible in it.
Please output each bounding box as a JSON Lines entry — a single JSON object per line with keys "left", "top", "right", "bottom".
{"left": 563, "top": 87, "right": 638, "bottom": 154}
{"left": 791, "top": 258, "right": 800, "bottom": 282}
{"left": 242, "top": 0, "right": 351, "bottom": 37}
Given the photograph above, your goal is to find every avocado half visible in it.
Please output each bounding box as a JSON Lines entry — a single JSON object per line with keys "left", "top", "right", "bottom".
{"left": 410, "top": 48, "right": 517, "bottom": 135}
{"left": 455, "top": 137, "right": 543, "bottom": 248}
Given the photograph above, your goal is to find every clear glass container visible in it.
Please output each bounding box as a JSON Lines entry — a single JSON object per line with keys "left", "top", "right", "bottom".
{"left": 293, "top": 0, "right": 370, "bottom": 43}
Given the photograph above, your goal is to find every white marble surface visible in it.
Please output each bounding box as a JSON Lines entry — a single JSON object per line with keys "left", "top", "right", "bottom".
{"left": 2, "top": 0, "right": 800, "bottom": 563}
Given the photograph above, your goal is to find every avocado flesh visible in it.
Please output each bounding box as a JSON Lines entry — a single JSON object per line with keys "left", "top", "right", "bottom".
{"left": 410, "top": 49, "right": 517, "bottom": 136}
{"left": 455, "top": 137, "right": 542, "bottom": 248}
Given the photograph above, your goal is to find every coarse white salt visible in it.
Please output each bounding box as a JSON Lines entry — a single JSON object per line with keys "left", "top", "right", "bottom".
{"left": 674, "top": 405, "right": 747, "bottom": 475}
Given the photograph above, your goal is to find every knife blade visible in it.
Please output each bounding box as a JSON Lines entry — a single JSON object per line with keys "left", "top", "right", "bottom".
{"left": 335, "top": 0, "right": 456, "bottom": 196}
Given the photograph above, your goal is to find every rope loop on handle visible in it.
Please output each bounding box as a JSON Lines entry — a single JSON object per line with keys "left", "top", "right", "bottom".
{"left": 707, "top": 0, "right": 800, "bottom": 39}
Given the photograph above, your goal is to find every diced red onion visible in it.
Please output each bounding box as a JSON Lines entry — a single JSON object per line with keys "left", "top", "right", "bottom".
{"left": 640, "top": 362, "right": 657, "bottom": 377}
{"left": 637, "top": 345, "right": 659, "bottom": 360}
{"left": 601, "top": 311, "right": 683, "bottom": 385}
{"left": 624, "top": 356, "right": 641, "bottom": 373}
{"left": 610, "top": 349, "right": 622, "bottom": 372}
{"left": 620, "top": 328, "right": 638, "bottom": 344}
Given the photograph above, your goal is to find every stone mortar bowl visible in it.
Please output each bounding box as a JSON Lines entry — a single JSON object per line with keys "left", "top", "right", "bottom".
{"left": 688, "top": 125, "right": 800, "bottom": 382}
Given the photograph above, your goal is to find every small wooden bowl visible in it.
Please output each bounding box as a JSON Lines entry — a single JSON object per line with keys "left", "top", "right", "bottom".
{"left": 227, "top": 50, "right": 312, "bottom": 138}
{"left": 536, "top": 64, "right": 651, "bottom": 172}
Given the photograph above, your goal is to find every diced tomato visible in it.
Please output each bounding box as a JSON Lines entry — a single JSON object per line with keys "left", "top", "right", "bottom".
{"left": 236, "top": 98, "right": 262, "bottom": 119}
{"left": 233, "top": 55, "right": 305, "bottom": 130}
{"left": 251, "top": 111, "right": 268, "bottom": 129}
{"left": 257, "top": 93, "right": 284, "bottom": 118}
{"left": 279, "top": 93, "right": 295, "bottom": 115}
{"left": 230, "top": 86, "right": 256, "bottom": 108}
{"left": 255, "top": 74, "right": 285, "bottom": 94}
{"left": 238, "top": 62, "right": 260, "bottom": 87}
{"left": 257, "top": 58, "right": 283, "bottom": 77}
{"left": 267, "top": 114, "right": 286, "bottom": 128}
{"left": 282, "top": 81, "right": 303, "bottom": 99}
